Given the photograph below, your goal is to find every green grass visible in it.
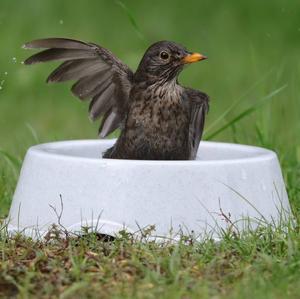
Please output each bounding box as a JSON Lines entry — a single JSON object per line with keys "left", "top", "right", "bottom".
{"left": 0, "top": 0, "right": 299, "bottom": 298}
{"left": 1, "top": 222, "right": 300, "bottom": 299}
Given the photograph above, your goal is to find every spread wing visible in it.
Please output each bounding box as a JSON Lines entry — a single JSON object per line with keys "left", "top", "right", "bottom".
{"left": 23, "top": 38, "right": 134, "bottom": 137}
{"left": 184, "top": 88, "right": 209, "bottom": 160}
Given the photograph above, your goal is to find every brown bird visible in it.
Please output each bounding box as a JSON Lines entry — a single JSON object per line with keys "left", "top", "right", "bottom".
{"left": 23, "top": 38, "right": 209, "bottom": 160}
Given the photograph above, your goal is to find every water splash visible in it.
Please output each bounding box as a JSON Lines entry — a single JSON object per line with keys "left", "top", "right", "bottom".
{"left": 0, "top": 79, "right": 5, "bottom": 90}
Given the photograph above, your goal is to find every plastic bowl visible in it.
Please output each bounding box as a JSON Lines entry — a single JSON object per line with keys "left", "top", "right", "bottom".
{"left": 6, "top": 139, "right": 290, "bottom": 240}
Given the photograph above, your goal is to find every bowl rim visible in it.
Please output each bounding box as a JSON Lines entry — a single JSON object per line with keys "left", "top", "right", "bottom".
{"left": 27, "top": 139, "right": 277, "bottom": 165}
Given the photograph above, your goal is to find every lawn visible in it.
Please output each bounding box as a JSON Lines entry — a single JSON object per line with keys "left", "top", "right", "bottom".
{"left": 0, "top": 0, "right": 299, "bottom": 298}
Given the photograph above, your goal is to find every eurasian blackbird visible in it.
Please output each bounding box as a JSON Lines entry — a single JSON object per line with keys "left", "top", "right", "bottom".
{"left": 23, "top": 38, "right": 209, "bottom": 160}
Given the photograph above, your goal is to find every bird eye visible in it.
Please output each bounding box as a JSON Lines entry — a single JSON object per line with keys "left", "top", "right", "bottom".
{"left": 160, "top": 51, "right": 170, "bottom": 60}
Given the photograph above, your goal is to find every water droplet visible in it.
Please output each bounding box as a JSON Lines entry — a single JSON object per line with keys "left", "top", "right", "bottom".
{"left": 59, "top": 19, "right": 64, "bottom": 25}
{"left": 4, "top": 72, "right": 8, "bottom": 76}
{"left": 0, "top": 79, "right": 3, "bottom": 90}
{"left": 12, "top": 57, "right": 17, "bottom": 63}
{"left": 241, "top": 170, "right": 247, "bottom": 180}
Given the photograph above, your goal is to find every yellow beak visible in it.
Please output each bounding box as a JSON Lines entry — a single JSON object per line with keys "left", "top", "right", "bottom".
{"left": 182, "top": 52, "right": 207, "bottom": 64}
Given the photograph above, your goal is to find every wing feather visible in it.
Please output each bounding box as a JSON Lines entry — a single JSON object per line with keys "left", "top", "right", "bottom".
{"left": 23, "top": 38, "right": 91, "bottom": 50}
{"left": 23, "top": 37, "right": 133, "bottom": 137}
{"left": 47, "top": 59, "right": 108, "bottom": 83}
{"left": 89, "top": 84, "right": 115, "bottom": 120}
{"left": 71, "top": 70, "right": 112, "bottom": 100}
{"left": 99, "top": 110, "right": 121, "bottom": 138}
{"left": 184, "top": 88, "right": 209, "bottom": 160}
{"left": 24, "top": 48, "right": 99, "bottom": 64}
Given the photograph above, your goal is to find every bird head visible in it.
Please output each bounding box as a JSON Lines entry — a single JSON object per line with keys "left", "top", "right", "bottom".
{"left": 134, "top": 41, "right": 207, "bottom": 84}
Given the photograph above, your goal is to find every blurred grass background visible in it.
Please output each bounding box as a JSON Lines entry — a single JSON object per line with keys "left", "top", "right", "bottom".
{"left": 0, "top": 0, "right": 299, "bottom": 214}
{"left": 1, "top": 2, "right": 300, "bottom": 298}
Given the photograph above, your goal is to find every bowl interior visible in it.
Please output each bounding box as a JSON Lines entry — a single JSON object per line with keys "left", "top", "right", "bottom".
{"left": 35, "top": 139, "right": 274, "bottom": 162}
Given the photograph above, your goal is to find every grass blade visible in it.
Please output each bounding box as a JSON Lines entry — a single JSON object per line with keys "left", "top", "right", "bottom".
{"left": 205, "top": 84, "right": 288, "bottom": 140}
{"left": 25, "top": 123, "right": 39, "bottom": 144}
{"left": 115, "top": 1, "right": 147, "bottom": 42}
{"left": 0, "top": 149, "right": 22, "bottom": 178}
{"left": 0, "top": 150, "right": 21, "bottom": 169}
{"left": 205, "top": 68, "right": 275, "bottom": 134}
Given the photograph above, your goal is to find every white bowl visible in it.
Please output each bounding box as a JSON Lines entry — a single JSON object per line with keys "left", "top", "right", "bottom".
{"left": 6, "top": 139, "right": 290, "bottom": 240}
